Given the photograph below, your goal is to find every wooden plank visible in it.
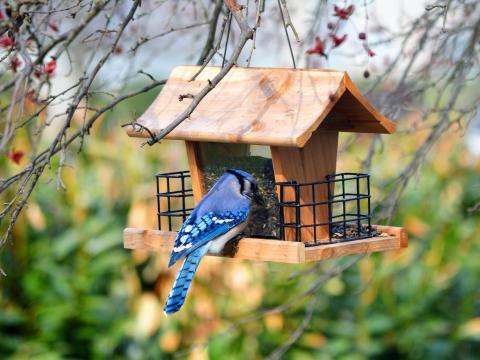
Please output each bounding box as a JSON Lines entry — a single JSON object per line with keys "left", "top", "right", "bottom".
{"left": 126, "top": 66, "right": 396, "bottom": 147}
{"left": 124, "top": 228, "right": 177, "bottom": 252}
{"left": 123, "top": 228, "right": 305, "bottom": 263}
{"left": 374, "top": 225, "right": 408, "bottom": 248}
{"left": 271, "top": 130, "right": 338, "bottom": 241}
{"left": 230, "top": 237, "right": 304, "bottom": 263}
{"left": 304, "top": 235, "right": 401, "bottom": 262}
{"left": 124, "top": 225, "right": 407, "bottom": 263}
{"left": 185, "top": 141, "right": 206, "bottom": 204}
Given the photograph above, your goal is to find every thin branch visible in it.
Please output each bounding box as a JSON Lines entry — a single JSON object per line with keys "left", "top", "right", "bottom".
{"left": 277, "top": 0, "right": 296, "bottom": 68}
{"left": 265, "top": 297, "right": 316, "bottom": 360}
{"left": 246, "top": 0, "right": 264, "bottom": 66}
{"left": 197, "top": 0, "right": 224, "bottom": 65}
{"left": 121, "top": 121, "right": 157, "bottom": 144}
{"left": 140, "top": 0, "right": 254, "bottom": 146}
{"left": 279, "top": 0, "right": 300, "bottom": 42}
{"left": 468, "top": 202, "right": 480, "bottom": 213}
{"left": 191, "top": 12, "right": 229, "bottom": 80}
{"left": 130, "top": 21, "right": 209, "bottom": 53}
{"left": 0, "top": 0, "right": 144, "bottom": 250}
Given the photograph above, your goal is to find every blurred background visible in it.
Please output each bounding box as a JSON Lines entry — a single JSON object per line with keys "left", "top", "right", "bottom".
{"left": 1, "top": 1, "right": 480, "bottom": 359}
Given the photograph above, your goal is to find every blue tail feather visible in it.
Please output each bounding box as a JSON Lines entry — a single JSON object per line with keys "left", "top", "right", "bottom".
{"left": 163, "top": 244, "right": 208, "bottom": 315}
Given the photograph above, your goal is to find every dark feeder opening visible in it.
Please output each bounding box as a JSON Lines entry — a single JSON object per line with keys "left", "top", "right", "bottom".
{"left": 155, "top": 157, "right": 379, "bottom": 245}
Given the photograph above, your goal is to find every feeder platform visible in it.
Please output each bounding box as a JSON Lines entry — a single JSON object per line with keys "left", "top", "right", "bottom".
{"left": 123, "top": 225, "right": 407, "bottom": 264}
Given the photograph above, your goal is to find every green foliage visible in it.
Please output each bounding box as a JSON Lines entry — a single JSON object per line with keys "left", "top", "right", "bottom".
{"left": 1, "top": 89, "right": 480, "bottom": 358}
{"left": 0, "top": 172, "right": 133, "bottom": 358}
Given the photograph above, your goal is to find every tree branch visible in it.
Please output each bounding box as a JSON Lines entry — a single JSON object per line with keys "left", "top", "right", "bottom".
{"left": 141, "top": 0, "right": 254, "bottom": 146}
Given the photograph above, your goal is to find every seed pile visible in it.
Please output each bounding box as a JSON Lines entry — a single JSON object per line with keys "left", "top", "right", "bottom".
{"left": 330, "top": 223, "right": 379, "bottom": 240}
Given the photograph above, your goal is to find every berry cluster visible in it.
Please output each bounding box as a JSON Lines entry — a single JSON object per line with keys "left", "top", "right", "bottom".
{"left": 306, "top": 3, "right": 375, "bottom": 78}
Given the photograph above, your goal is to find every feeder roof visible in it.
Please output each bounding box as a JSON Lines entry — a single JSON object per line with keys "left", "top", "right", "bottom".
{"left": 128, "top": 66, "right": 396, "bottom": 147}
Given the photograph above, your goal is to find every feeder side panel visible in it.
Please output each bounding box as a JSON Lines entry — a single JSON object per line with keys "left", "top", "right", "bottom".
{"left": 319, "top": 90, "right": 392, "bottom": 133}
{"left": 271, "top": 130, "right": 339, "bottom": 242}
{"left": 318, "top": 74, "right": 396, "bottom": 134}
{"left": 185, "top": 141, "right": 206, "bottom": 204}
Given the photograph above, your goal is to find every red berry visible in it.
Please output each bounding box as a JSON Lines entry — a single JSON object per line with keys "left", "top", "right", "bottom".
{"left": 7, "top": 148, "right": 24, "bottom": 165}
{"left": 10, "top": 57, "right": 21, "bottom": 72}
{"left": 364, "top": 45, "right": 376, "bottom": 57}
{"left": 44, "top": 59, "right": 57, "bottom": 75}
{"left": 363, "top": 70, "right": 370, "bottom": 78}
{"left": 48, "top": 19, "right": 59, "bottom": 32}
{"left": 358, "top": 32, "right": 366, "bottom": 40}
{"left": 0, "top": 35, "right": 14, "bottom": 48}
{"left": 34, "top": 68, "right": 43, "bottom": 78}
{"left": 330, "top": 34, "right": 347, "bottom": 47}
{"left": 333, "top": 5, "right": 354, "bottom": 20}
{"left": 306, "top": 36, "right": 328, "bottom": 58}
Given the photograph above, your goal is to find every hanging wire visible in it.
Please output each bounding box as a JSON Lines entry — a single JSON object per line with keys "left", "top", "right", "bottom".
{"left": 277, "top": 0, "right": 296, "bottom": 69}
{"left": 222, "top": 10, "right": 233, "bottom": 68}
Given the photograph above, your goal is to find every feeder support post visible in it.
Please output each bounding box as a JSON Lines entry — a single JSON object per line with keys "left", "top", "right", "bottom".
{"left": 185, "top": 141, "right": 206, "bottom": 204}
{"left": 271, "top": 130, "right": 339, "bottom": 241}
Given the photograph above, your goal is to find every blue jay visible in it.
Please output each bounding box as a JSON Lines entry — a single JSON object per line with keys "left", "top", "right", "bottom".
{"left": 163, "top": 168, "right": 262, "bottom": 315}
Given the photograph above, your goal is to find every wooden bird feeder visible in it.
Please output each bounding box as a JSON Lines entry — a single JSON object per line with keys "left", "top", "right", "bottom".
{"left": 123, "top": 66, "right": 408, "bottom": 263}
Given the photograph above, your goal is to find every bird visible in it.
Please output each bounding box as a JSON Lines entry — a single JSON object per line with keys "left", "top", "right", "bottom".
{"left": 163, "top": 168, "right": 263, "bottom": 315}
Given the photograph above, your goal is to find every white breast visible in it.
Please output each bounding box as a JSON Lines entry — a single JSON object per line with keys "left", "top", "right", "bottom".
{"left": 207, "top": 222, "right": 247, "bottom": 254}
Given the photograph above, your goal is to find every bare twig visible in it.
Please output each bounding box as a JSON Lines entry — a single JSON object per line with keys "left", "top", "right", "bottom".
{"left": 141, "top": 0, "right": 254, "bottom": 146}
{"left": 0, "top": 0, "right": 144, "bottom": 249}
{"left": 245, "top": 0, "right": 263, "bottom": 66}
{"left": 279, "top": 0, "right": 300, "bottom": 42}
{"left": 191, "top": 13, "right": 229, "bottom": 80}
{"left": 265, "top": 297, "right": 316, "bottom": 360}
{"left": 468, "top": 202, "right": 480, "bottom": 213}
{"left": 197, "top": 0, "right": 224, "bottom": 65}
{"left": 277, "top": 0, "right": 296, "bottom": 68}
{"left": 178, "top": 93, "right": 194, "bottom": 101}
{"left": 121, "top": 121, "right": 157, "bottom": 144}
{"left": 130, "top": 21, "right": 209, "bottom": 53}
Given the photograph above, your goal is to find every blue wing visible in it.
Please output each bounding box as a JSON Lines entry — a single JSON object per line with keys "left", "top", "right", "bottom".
{"left": 168, "top": 209, "right": 248, "bottom": 267}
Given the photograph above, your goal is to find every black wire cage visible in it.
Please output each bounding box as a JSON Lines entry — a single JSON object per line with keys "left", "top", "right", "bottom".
{"left": 155, "top": 170, "right": 375, "bottom": 245}
{"left": 155, "top": 170, "right": 194, "bottom": 231}
{"left": 276, "top": 173, "right": 375, "bottom": 246}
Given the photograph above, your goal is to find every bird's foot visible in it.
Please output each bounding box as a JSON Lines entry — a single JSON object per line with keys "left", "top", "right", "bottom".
{"left": 221, "top": 233, "right": 245, "bottom": 257}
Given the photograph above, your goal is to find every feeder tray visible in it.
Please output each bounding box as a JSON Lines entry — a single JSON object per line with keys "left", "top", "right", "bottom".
{"left": 123, "top": 66, "right": 408, "bottom": 263}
